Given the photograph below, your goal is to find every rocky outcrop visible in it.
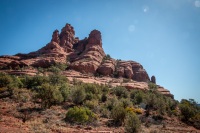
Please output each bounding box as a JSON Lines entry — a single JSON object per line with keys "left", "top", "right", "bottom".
{"left": 0, "top": 56, "right": 19, "bottom": 69}
{"left": 97, "top": 58, "right": 116, "bottom": 76}
{"left": 157, "top": 85, "right": 174, "bottom": 98}
{"left": 0, "top": 29, "right": 68, "bottom": 68}
{"left": 151, "top": 75, "right": 156, "bottom": 84}
{"left": 0, "top": 22, "right": 174, "bottom": 98}
{"left": 113, "top": 60, "right": 149, "bottom": 82}
{"left": 130, "top": 61, "right": 150, "bottom": 82}
{"left": 51, "top": 30, "right": 60, "bottom": 44}
{"left": 69, "top": 30, "right": 105, "bottom": 74}
{"left": 116, "top": 61, "right": 133, "bottom": 79}
{"left": 59, "top": 24, "right": 79, "bottom": 52}
{"left": 0, "top": 23, "right": 149, "bottom": 82}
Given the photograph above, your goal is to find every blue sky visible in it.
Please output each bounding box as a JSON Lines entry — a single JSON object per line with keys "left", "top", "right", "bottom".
{"left": 0, "top": 0, "right": 200, "bottom": 103}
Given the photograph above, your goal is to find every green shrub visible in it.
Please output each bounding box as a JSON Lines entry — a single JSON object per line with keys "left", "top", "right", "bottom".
{"left": 100, "top": 107, "right": 110, "bottom": 118}
{"left": 101, "top": 93, "right": 107, "bottom": 102}
{"left": 36, "top": 83, "right": 63, "bottom": 108}
{"left": 85, "top": 92, "right": 95, "bottom": 100}
{"left": 8, "top": 76, "right": 23, "bottom": 89}
{"left": 130, "top": 90, "right": 144, "bottom": 105}
{"left": 55, "top": 63, "right": 68, "bottom": 71}
{"left": 124, "top": 112, "right": 141, "bottom": 133}
{"left": 59, "top": 84, "right": 70, "bottom": 101}
{"left": 105, "top": 96, "right": 119, "bottom": 111}
{"left": 192, "top": 113, "right": 200, "bottom": 129}
{"left": 48, "top": 63, "right": 68, "bottom": 73}
{"left": 48, "top": 65, "right": 61, "bottom": 74}
{"left": 102, "top": 86, "right": 109, "bottom": 93}
{"left": 83, "top": 83, "right": 100, "bottom": 94}
{"left": 113, "top": 86, "right": 129, "bottom": 98}
{"left": 148, "top": 82, "right": 158, "bottom": 91}
{"left": 179, "top": 99, "right": 196, "bottom": 121}
{"left": 65, "top": 107, "right": 97, "bottom": 124}
{"left": 156, "top": 97, "right": 167, "bottom": 115}
{"left": 171, "top": 109, "right": 178, "bottom": 116}
{"left": 71, "top": 86, "right": 86, "bottom": 105}
{"left": 0, "top": 73, "right": 12, "bottom": 88}
{"left": 119, "top": 98, "right": 132, "bottom": 108}
{"left": 23, "top": 75, "right": 49, "bottom": 89}
{"left": 144, "top": 92, "right": 157, "bottom": 109}
{"left": 83, "top": 100, "right": 99, "bottom": 111}
{"left": 11, "top": 88, "right": 31, "bottom": 102}
{"left": 111, "top": 104, "right": 126, "bottom": 126}
{"left": 49, "top": 74, "right": 68, "bottom": 86}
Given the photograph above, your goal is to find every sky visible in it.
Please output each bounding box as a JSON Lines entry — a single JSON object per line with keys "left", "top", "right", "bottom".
{"left": 0, "top": 0, "right": 200, "bottom": 103}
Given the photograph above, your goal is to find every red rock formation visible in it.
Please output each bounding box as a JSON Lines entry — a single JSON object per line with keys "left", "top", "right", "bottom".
{"left": 114, "top": 60, "right": 149, "bottom": 82}
{"left": 36, "top": 41, "right": 66, "bottom": 56}
{"left": 87, "top": 30, "right": 102, "bottom": 47}
{"left": 151, "top": 75, "right": 156, "bottom": 84}
{"left": 0, "top": 23, "right": 149, "bottom": 82}
{"left": 97, "top": 58, "right": 116, "bottom": 76}
{"left": 157, "top": 85, "right": 174, "bottom": 98}
{"left": 69, "top": 30, "right": 105, "bottom": 74}
{"left": 59, "top": 24, "right": 79, "bottom": 52}
{"left": 130, "top": 61, "right": 150, "bottom": 82}
{"left": 116, "top": 61, "right": 133, "bottom": 79}
{"left": 0, "top": 29, "right": 68, "bottom": 68}
{"left": 0, "top": 23, "right": 174, "bottom": 98}
{"left": 51, "top": 30, "right": 60, "bottom": 44}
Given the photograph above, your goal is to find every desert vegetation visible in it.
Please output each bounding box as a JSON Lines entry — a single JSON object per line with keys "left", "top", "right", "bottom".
{"left": 0, "top": 67, "right": 199, "bottom": 132}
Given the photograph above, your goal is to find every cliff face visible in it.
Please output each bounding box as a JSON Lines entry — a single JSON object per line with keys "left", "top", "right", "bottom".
{"left": 0, "top": 23, "right": 149, "bottom": 82}
{"left": 69, "top": 30, "right": 106, "bottom": 74}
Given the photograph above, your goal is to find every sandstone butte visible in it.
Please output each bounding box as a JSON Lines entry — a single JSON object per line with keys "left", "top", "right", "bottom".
{"left": 0, "top": 23, "right": 173, "bottom": 98}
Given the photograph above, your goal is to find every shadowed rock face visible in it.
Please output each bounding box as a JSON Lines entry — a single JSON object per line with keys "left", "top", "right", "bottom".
{"left": 151, "top": 75, "right": 156, "bottom": 84}
{"left": 0, "top": 23, "right": 149, "bottom": 82}
{"left": 51, "top": 30, "right": 60, "bottom": 44}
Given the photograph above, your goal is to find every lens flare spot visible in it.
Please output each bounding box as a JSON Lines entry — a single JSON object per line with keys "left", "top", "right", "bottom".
{"left": 194, "top": 0, "right": 200, "bottom": 7}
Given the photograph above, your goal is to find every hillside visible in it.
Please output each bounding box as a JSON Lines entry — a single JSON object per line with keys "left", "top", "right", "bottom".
{"left": 0, "top": 23, "right": 200, "bottom": 133}
{"left": 0, "top": 23, "right": 173, "bottom": 98}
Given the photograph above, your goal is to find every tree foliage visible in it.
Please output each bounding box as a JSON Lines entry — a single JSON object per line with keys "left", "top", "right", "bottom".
{"left": 124, "top": 112, "right": 141, "bottom": 133}
{"left": 36, "top": 83, "right": 63, "bottom": 108}
{"left": 0, "top": 73, "right": 12, "bottom": 88}
{"left": 71, "top": 86, "right": 86, "bottom": 105}
{"left": 111, "top": 104, "right": 126, "bottom": 126}
{"left": 112, "top": 86, "right": 129, "bottom": 99}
